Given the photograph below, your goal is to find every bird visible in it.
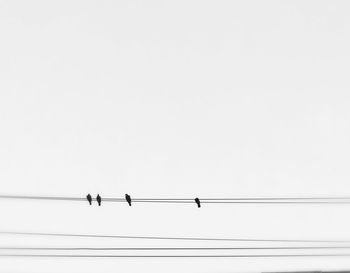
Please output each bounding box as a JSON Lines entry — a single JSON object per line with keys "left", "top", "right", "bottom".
{"left": 96, "top": 194, "right": 102, "bottom": 206}
{"left": 194, "top": 197, "right": 201, "bottom": 208}
{"left": 125, "top": 194, "right": 132, "bottom": 206}
{"left": 86, "top": 194, "right": 92, "bottom": 205}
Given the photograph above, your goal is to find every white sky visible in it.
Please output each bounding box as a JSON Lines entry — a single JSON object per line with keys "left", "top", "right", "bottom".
{"left": 1, "top": 0, "right": 350, "bottom": 272}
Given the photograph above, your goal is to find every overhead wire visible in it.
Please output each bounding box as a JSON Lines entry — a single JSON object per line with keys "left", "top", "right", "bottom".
{"left": 1, "top": 246, "right": 350, "bottom": 250}
{"left": 2, "top": 194, "right": 350, "bottom": 204}
{"left": 1, "top": 231, "right": 350, "bottom": 244}
{"left": 1, "top": 254, "right": 350, "bottom": 258}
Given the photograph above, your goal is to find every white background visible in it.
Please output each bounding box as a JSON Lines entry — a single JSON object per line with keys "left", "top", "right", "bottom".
{"left": 1, "top": 0, "right": 350, "bottom": 272}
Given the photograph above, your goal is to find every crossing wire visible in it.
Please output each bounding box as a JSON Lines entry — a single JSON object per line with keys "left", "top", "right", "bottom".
{"left": 1, "top": 254, "right": 350, "bottom": 258}
{"left": 1, "top": 246, "right": 350, "bottom": 250}
{"left": 1, "top": 231, "right": 350, "bottom": 244}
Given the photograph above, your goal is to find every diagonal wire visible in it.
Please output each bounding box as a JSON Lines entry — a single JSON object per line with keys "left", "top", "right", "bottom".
{"left": 1, "top": 246, "right": 350, "bottom": 250}
{"left": 1, "top": 231, "right": 350, "bottom": 244}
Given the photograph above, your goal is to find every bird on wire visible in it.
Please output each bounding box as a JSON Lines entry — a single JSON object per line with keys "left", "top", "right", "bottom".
{"left": 86, "top": 194, "right": 92, "bottom": 205}
{"left": 96, "top": 194, "right": 102, "bottom": 206}
{"left": 195, "top": 197, "right": 201, "bottom": 208}
{"left": 125, "top": 194, "right": 132, "bottom": 206}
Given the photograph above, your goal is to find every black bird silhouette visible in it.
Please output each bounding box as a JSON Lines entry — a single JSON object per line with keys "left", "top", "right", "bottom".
{"left": 96, "top": 194, "right": 102, "bottom": 206}
{"left": 125, "top": 194, "right": 132, "bottom": 206}
{"left": 86, "top": 194, "right": 92, "bottom": 205}
{"left": 194, "top": 197, "right": 201, "bottom": 208}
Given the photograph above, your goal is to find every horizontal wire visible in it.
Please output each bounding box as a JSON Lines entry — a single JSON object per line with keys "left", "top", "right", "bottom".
{"left": 1, "top": 246, "right": 350, "bottom": 250}
{"left": 3, "top": 194, "right": 350, "bottom": 201}
{"left": 1, "top": 231, "right": 350, "bottom": 244}
{"left": 0, "top": 195, "right": 83, "bottom": 201}
{"left": 105, "top": 197, "right": 350, "bottom": 201}
{"left": 122, "top": 197, "right": 350, "bottom": 201}
{"left": 2, "top": 195, "right": 350, "bottom": 204}
{"left": 120, "top": 200, "right": 350, "bottom": 204}
{"left": 1, "top": 254, "right": 350, "bottom": 258}
{"left": 106, "top": 199, "right": 350, "bottom": 204}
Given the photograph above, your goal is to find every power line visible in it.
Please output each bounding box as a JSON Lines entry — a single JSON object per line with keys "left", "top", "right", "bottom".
{"left": 1, "top": 254, "right": 350, "bottom": 258}
{"left": 3, "top": 194, "right": 350, "bottom": 201}
{"left": 1, "top": 246, "right": 350, "bottom": 250}
{"left": 0, "top": 195, "right": 82, "bottom": 201}
{"left": 129, "top": 200, "right": 350, "bottom": 204}
{"left": 1, "top": 231, "right": 349, "bottom": 244}
{"left": 2, "top": 194, "right": 350, "bottom": 205}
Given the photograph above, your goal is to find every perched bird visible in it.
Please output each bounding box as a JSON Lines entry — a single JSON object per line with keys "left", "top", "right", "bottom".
{"left": 86, "top": 194, "right": 92, "bottom": 205}
{"left": 125, "top": 194, "right": 132, "bottom": 206}
{"left": 194, "top": 197, "right": 201, "bottom": 208}
{"left": 96, "top": 194, "right": 102, "bottom": 206}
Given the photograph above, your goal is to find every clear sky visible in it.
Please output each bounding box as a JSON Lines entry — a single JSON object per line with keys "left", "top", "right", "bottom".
{"left": 1, "top": 1, "right": 350, "bottom": 272}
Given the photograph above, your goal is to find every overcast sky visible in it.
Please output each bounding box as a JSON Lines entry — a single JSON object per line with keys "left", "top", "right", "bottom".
{"left": 1, "top": 1, "right": 350, "bottom": 272}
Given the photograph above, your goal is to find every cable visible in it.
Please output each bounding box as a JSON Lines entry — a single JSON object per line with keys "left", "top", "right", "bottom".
{"left": 3, "top": 195, "right": 350, "bottom": 201}
{"left": 1, "top": 246, "right": 350, "bottom": 250}
{"left": 1, "top": 231, "right": 349, "bottom": 244}
{"left": 106, "top": 199, "right": 350, "bottom": 204}
{"left": 1, "top": 254, "right": 350, "bottom": 258}
{"left": 0, "top": 195, "right": 83, "bottom": 201}
{"left": 2, "top": 194, "right": 350, "bottom": 204}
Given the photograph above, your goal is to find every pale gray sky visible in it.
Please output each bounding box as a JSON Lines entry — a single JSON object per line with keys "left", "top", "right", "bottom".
{"left": 1, "top": 1, "right": 350, "bottom": 272}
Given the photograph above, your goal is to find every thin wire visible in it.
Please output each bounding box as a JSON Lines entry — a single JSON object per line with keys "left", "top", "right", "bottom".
{"left": 108, "top": 199, "right": 350, "bottom": 204}
{"left": 1, "top": 231, "right": 350, "bottom": 244}
{"left": 1, "top": 254, "right": 350, "bottom": 258}
{"left": 119, "top": 197, "right": 350, "bottom": 201}
{"left": 3, "top": 194, "right": 350, "bottom": 201}
{"left": 0, "top": 195, "right": 83, "bottom": 201}
{"left": 1, "top": 246, "right": 350, "bottom": 250}
{"left": 2, "top": 195, "right": 350, "bottom": 204}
